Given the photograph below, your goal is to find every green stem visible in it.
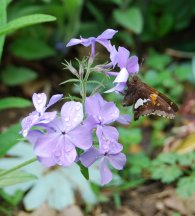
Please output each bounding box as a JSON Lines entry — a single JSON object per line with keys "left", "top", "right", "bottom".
{"left": 0, "top": 157, "right": 37, "bottom": 177}
{"left": 80, "top": 59, "right": 92, "bottom": 108}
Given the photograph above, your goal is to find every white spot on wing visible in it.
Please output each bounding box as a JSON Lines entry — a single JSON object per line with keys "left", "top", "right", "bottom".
{"left": 134, "top": 98, "right": 150, "bottom": 109}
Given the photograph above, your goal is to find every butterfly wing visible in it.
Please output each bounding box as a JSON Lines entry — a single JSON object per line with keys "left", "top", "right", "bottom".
{"left": 132, "top": 81, "right": 178, "bottom": 120}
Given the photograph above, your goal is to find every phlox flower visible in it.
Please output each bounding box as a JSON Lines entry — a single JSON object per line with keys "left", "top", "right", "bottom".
{"left": 66, "top": 29, "right": 118, "bottom": 59}
{"left": 106, "top": 46, "right": 139, "bottom": 93}
{"left": 80, "top": 146, "right": 126, "bottom": 185}
{"left": 32, "top": 101, "right": 93, "bottom": 167}
{"left": 85, "top": 93, "right": 124, "bottom": 152}
{"left": 21, "top": 93, "right": 63, "bottom": 137}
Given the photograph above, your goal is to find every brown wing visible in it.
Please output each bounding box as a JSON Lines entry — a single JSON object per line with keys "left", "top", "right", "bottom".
{"left": 133, "top": 96, "right": 176, "bottom": 121}
{"left": 142, "top": 83, "right": 179, "bottom": 112}
{"left": 133, "top": 82, "right": 178, "bottom": 121}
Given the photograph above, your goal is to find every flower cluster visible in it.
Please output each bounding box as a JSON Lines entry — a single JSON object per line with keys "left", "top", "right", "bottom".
{"left": 21, "top": 29, "right": 139, "bottom": 185}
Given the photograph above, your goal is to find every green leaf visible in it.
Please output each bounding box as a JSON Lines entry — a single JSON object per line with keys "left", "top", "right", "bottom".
{"left": 158, "top": 14, "right": 174, "bottom": 37}
{"left": 87, "top": 80, "right": 105, "bottom": 87}
{"left": 10, "top": 37, "right": 55, "bottom": 60}
{"left": 177, "top": 174, "right": 195, "bottom": 198}
{"left": 151, "top": 163, "right": 182, "bottom": 183}
{"left": 0, "top": 97, "right": 31, "bottom": 111}
{"left": 128, "top": 153, "right": 151, "bottom": 175}
{"left": 174, "top": 63, "right": 192, "bottom": 81}
{"left": 113, "top": 7, "right": 143, "bottom": 34}
{"left": 1, "top": 66, "right": 37, "bottom": 86}
{"left": 150, "top": 153, "right": 182, "bottom": 183}
{"left": 77, "top": 162, "right": 89, "bottom": 180}
{"left": 0, "top": 14, "right": 56, "bottom": 36}
{"left": 60, "top": 79, "right": 80, "bottom": 85}
{"left": 0, "top": 190, "right": 24, "bottom": 205}
{"left": 146, "top": 53, "right": 172, "bottom": 71}
{"left": 0, "top": 0, "right": 7, "bottom": 62}
{"left": 0, "top": 123, "right": 21, "bottom": 157}
{"left": 118, "top": 127, "right": 142, "bottom": 145}
{"left": 0, "top": 169, "right": 37, "bottom": 187}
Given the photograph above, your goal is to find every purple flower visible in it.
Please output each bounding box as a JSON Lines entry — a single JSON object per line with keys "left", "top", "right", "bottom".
{"left": 85, "top": 93, "right": 121, "bottom": 149}
{"left": 32, "top": 101, "right": 93, "bottom": 167}
{"left": 80, "top": 147, "right": 126, "bottom": 185}
{"left": 21, "top": 93, "right": 63, "bottom": 137}
{"left": 66, "top": 29, "right": 118, "bottom": 59}
{"left": 106, "top": 46, "right": 139, "bottom": 93}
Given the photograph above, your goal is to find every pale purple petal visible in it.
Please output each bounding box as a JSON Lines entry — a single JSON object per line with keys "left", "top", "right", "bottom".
{"left": 34, "top": 133, "right": 59, "bottom": 167}
{"left": 46, "top": 94, "right": 63, "bottom": 109}
{"left": 97, "top": 29, "right": 118, "bottom": 40}
{"left": 27, "top": 130, "right": 43, "bottom": 145}
{"left": 80, "top": 147, "right": 102, "bottom": 167}
{"left": 39, "top": 111, "right": 57, "bottom": 123}
{"left": 110, "top": 45, "right": 118, "bottom": 68}
{"left": 37, "top": 156, "right": 56, "bottom": 167}
{"left": 61, "top": 101, "right": 83, "bottom": 132}
{"left": 100, "top": 102, "right": 119, "bottom": 124}
{"left": 105, "top": 82, "right": 126, "bottom": 93}
{"left": 68, "top": 125, "right": 93, "bottom": 150}
{"left": 58, "top": 146, "right": 77, "bottom": 167}
{"left": 113, "top": 67, "right": 129, "bottom": 83}
{"left": 108, "top": 141, "right": 123, "bottom": 154}
{"left": 108, "top": 153, "right": 126, "bottom": 170}
{"left": 80, "top": 37, "right": 95, "bottom": 47}
{"left": 82, "top": 116, "right": 98, "bottom": 129}
{"left": 100, "top": 158, "right": 112, "bottom": 185}
{"left": 116, "top": 114, "right": 131, "bottom": 125}
{"left": 126, "top": 56, "right": 139, "bottom": 74}
{"left": 85, "top": 93, "right": 105, "bottom": 118}
{"left": 97, "top": 40, "right": 112, "bottom": 52}
{"left": 34, "top": 133, "right": 59, "bottom": 158}
{"left": 20, "top": 113, "right": 39, "bottom": 137}
{"left": 66, "top": 38, "right": 82, "bottom": 47}
{"left": 106, "top": 71, "right": 118, "bottom": 77}
{"left": 117, "top": 47, "right": 129, "bottom": 69}
{"left": 32, "top": 93, "right": 47, "bottom": 113}
{"left": 96, "top": 125, "right": 120, "bottom": 152}
{"left": 100, "top": 125, "right": 119, "bottom": 140}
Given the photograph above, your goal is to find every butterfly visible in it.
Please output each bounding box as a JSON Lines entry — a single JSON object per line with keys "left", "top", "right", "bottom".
{"left": 122, "top": 75, "right": 179, "bottom": 121}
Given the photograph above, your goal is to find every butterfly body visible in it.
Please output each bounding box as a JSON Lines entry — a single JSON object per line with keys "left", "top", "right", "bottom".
{"left": 122, "top": 76, "right": 179, "bottom": 121}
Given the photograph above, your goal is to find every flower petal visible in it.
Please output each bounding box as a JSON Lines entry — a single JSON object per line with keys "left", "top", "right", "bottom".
{"left": 68, "top": 125, "right": 93, "bottom": 150}
{"left": 100, "top": 158, "right": 112, "bottom": 185}
{"left": 109, "top": 45, "right": 118, "bottom": 68}
{"left": 97, "top": 39, "right": 112, "bottom": 52}
{"left": 66, "top": 38, "right": 82, "bottom": 47}
{"left": 105, "top": 82, "right": 126, "bottom": 93}
{"left": 97, "top": 29, "right": 118, "bottom": 40}
{"left": 20, "top": 113, "right": 39, "bottom": 137}
{"left": 85, "top": 93, "right": 105, "bottom": 117}
{"left": 108, "top": 153, "right": 126, "bottom": 170}
{"left": 80, "top": 147, "right": 102, "bottom": 167}
{"left": 117, "top": 47, "right": 129, "bottom": 69}
{"left": 39, "top": 111, "right": 57, "bottom": 123}
{"left": 106, "top": 71, "right": 118, "bottom": 77}
{"left": 100, "top": 103, "right": 120, "bottom": 124}
{"left": 27, "top": 130, "right": 43, "bottom": 145}
{"left": 114, "top": 67, "right": 129, "bottom": 83}
{"left": 126, "top": 56, "right": 139, "bottom": 74}
{"left": 32, "top": 93, "right": 47, "bottom": 113}
{"left": 58, "top": 145, "right": 77, "bottom": 167}
{"left": 34, "top": 133, "right": 59, "bottom": 163}
{"left": 116, "top": 114, "right": 131, "bottom": 125}
{"left": 96, "top": 125, "right": 121, "bottom": 153}
{"left": 61, "top": 101, "right": 83, "bottom": 132}
{"left": 46, "top": 94, "right": 63, "bottom": 109}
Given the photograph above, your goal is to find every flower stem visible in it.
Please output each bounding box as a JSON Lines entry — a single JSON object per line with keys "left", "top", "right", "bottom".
{"left": 0, "top": 157, "right": 37, "bottom": 177}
